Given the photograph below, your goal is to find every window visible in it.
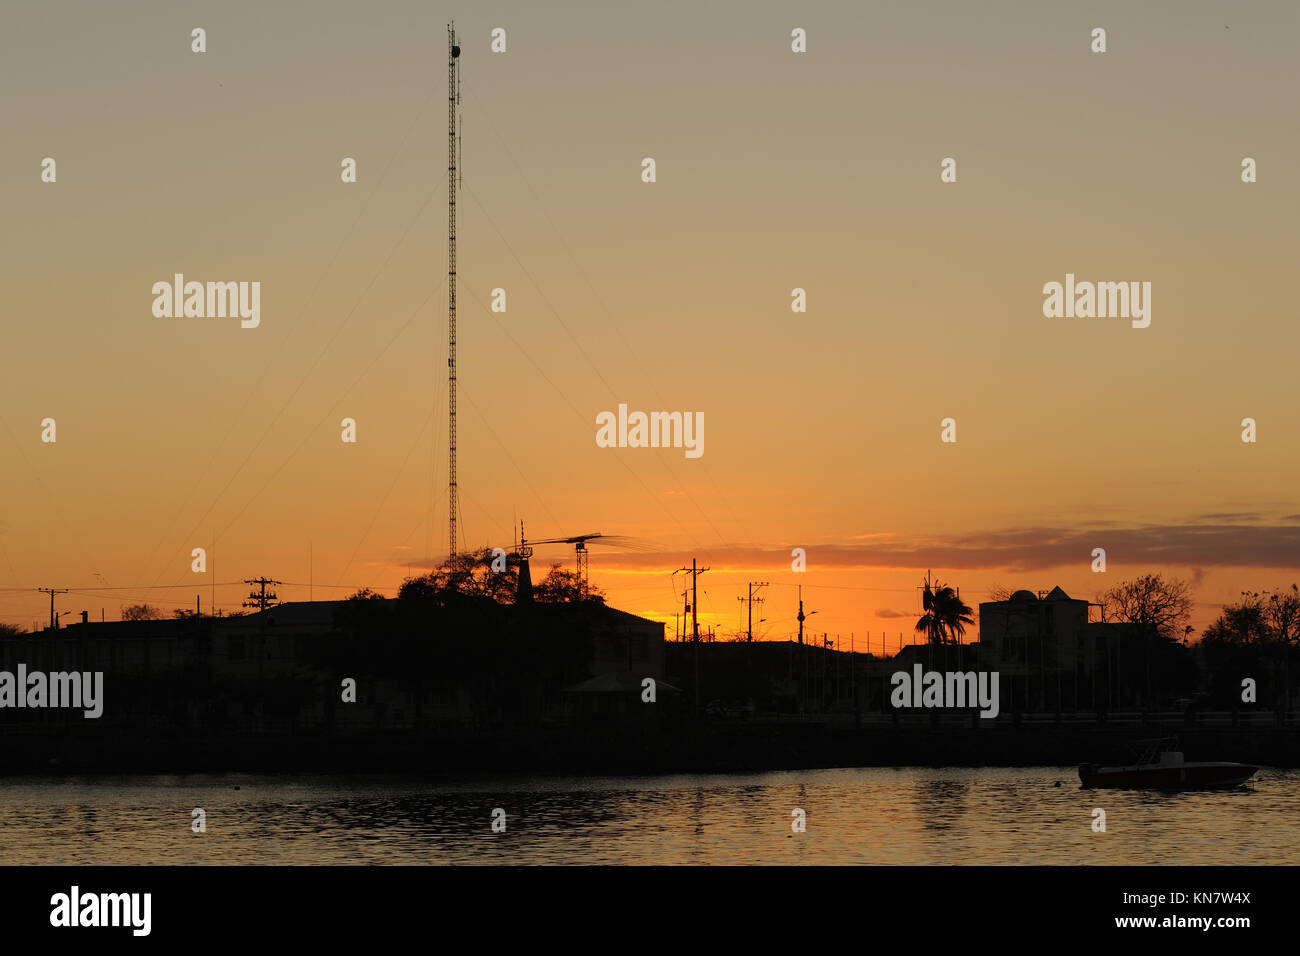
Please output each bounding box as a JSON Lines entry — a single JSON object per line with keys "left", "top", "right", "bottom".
{"left": 227, "top": 634, "right": 246, "bottom": 661}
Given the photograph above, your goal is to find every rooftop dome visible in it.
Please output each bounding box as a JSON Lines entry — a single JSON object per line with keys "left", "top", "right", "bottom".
{"left": 1010, "top": 589, "right": 1038, "bottom": 603}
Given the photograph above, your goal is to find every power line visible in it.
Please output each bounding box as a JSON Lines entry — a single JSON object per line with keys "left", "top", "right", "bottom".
{"left": 335, "top": 410, "right": 436, "bottom": 587}
{"left": 141, "top": 177, "right": 448, "bottom": 597}
{"left": 465, "top": 182, "right": 729, "bottom": 555}
{"left": 132, "top": 88, "right": 442, "bottom": 591}
{"left": 225, "top": 294, "right": 443, "bottom": 555}
{"left": 463, "top": 286, "right": 709, "bottom": 567}
{"left": 465, "top": 87, "right": 745, "bottom": 543}
{"left": 0, "top": 582, "right": 243, "bottom": 593}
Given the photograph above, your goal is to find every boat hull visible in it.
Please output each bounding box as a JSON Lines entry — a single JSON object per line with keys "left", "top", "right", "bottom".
{"left": 1078, "top": 761, "right": 1258, "bottom": 790}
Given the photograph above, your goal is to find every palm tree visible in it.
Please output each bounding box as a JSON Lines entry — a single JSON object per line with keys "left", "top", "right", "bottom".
{"left": 916, "top": 582, "right": 944, "bottom": 646}
{"left": 938, "top": 587, "right": 975, "bottom": 644}
{"left": 915, "top": 574, "right": 974, "bottom": 646}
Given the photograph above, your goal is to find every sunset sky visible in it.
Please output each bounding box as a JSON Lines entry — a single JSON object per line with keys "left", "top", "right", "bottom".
{"left": 3, "top": 0, "right": 1298, "bottom": 644}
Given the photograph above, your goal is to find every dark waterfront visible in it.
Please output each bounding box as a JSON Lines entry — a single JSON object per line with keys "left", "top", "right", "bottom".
{"left": 3, "top": 767, "right": 1296, "bottom": 865}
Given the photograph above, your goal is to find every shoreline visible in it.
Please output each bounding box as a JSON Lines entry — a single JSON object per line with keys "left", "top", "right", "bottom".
{"left": 3, "top": 718, "right": 1297, "bottom": 776}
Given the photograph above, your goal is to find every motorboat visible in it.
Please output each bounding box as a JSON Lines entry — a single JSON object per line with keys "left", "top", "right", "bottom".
{"left": 1078, "top": 738, "right": 1258, "bottom": 790}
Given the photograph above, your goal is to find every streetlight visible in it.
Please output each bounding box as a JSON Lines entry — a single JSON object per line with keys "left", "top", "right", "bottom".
{"left": 797, "top": 584, "right": 818, "bottom": 645}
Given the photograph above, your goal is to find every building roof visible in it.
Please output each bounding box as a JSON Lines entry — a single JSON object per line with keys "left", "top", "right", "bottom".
{"left": 223, "top": 600, "right": 346, "bottom": 630}
{"left": 563, "top": 673, "right": 682, "bottom": 694}
{"left": 996, "top": 586, "right": 1081, "bottom": 605}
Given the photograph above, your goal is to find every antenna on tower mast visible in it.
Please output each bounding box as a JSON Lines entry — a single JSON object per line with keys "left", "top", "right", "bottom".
{"left": 447, "top": 22, "right": 461, "bottom": 561}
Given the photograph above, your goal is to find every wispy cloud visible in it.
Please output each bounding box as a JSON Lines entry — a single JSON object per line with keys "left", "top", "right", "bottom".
{"left": 583, "top": 521, "right": 1300, "bottom": 573}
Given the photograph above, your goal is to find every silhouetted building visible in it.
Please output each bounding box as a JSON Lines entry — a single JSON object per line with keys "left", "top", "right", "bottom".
{"left": 979, "top": 586, "right": 1142, "bottom": 711}
{"left": 0, "top": 597, "right": 667, "bottom": 735}
{"left": 981, "top": 587, "right": 1090, "bottom": 671}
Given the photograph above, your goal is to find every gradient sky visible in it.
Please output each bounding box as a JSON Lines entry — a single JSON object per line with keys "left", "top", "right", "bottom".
{"left": 2, "top": 0, "right": 1298, "bottom": 643}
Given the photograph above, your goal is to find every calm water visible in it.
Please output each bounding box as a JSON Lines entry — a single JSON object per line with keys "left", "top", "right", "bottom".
{"left": 2, "top": 767, "right": 1296, "bottom": 865}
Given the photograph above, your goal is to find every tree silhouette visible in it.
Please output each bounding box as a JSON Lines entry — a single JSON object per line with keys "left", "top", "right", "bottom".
{"left": 1200, "top": 584, "right": 1300, "bottom": 710}
{"left": 915, "top": 577, "right": 974, "bottom": 645}
{"left": 533, "top": 564, "right": 606, "bottom": 604}
{"left": 1096, "top": 573, "right": 1193, "bottom": 641}
{"left": 1203, "top": 585, "right": 1300, "bottom": 646}
{"left": 398, "top": 549, "right": 518, "bottom": 604}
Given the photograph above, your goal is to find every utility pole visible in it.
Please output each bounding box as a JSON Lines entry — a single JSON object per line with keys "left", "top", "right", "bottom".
{"left": 692, "top": 560, "right": 702, "bottom": 707}
{"left": 851, "top": 632, "right": 859, "bottom": 725}
{"left": 447, "top": 21, "right": 462, "bottom": 562}
{"left": 37, "top": 588, "right": 67, "bottom": 631}
{"left": 242, "top": 577, "right": 281, "bottom": 613}
{"left": 823, "top": 633, "right": 832, "bottom": 708}
{"left": 917, "top": 569, "right": 933, "bottom": 644}
{"left": 737, "top": 581, "right": 768, "bottom": 642}
{"left": 693, "top": 560, "right": 705, "bottom": 643}
{"left": 674, "top": 560, "right": 709, "bottom": 708}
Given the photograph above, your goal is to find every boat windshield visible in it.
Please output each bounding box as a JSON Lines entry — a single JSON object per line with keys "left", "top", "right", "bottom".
{"left": 1131, "top": 738, "right": 1179, "bottom": 765}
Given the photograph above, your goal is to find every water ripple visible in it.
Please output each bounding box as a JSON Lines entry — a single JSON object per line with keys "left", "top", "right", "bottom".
{"left": 1, "top": 768, "right": 1295, "bottom": 865}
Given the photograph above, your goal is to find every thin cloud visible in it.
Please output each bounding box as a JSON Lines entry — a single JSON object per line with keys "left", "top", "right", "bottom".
{"left": 587, "top": 522, "right": 1300, "bottom": 573}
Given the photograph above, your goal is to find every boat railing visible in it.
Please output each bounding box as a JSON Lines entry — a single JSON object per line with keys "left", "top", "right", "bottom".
{"left": 1132, "top": 737, "right": 1180, "bottom": 765}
